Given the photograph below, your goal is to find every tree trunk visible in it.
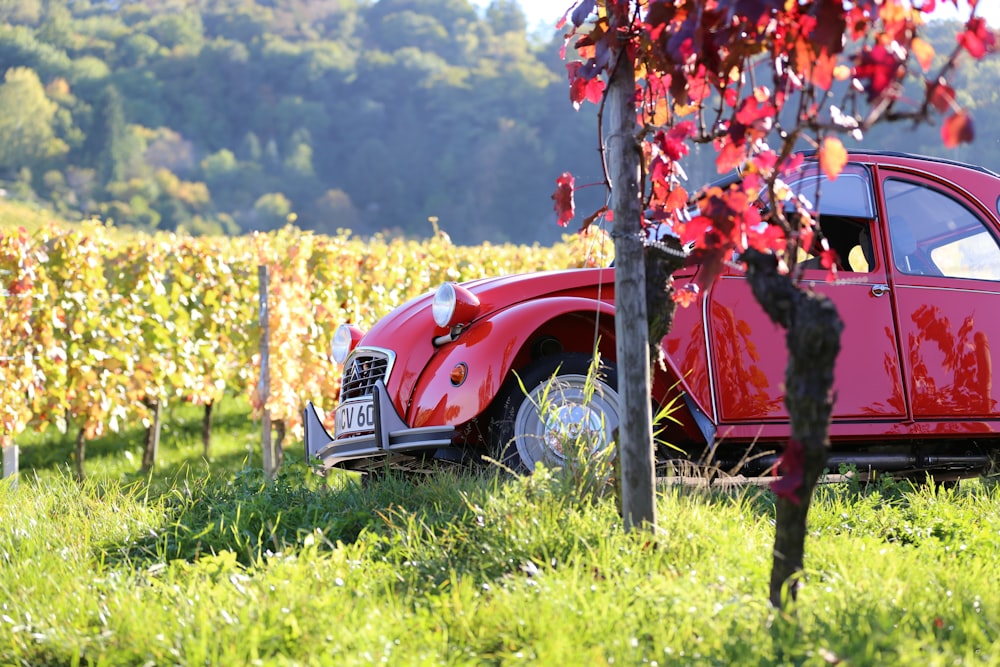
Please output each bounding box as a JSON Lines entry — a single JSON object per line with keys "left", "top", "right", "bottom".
{"left": 606, "top": 29, "right": 656, "bottom": 531}
{"left": 74, "top": 426, "right": 86, "bottom": 482}
{"left": 202, "top": 401, "right": 213, "bottom": 459}
{"left": 142, "top": 400, "right": 162, "bottom": 474}
{"left": 258, "top": 265, "right": 276, "bottom": 479}
{"left": 742, "top": 248, "right": 843, "bottom": 608}
{"left": 1, "top": 436, "right": 17, "bottom": 489}
{"left": 274, "top": 419, "right": 286, "bottom": 472}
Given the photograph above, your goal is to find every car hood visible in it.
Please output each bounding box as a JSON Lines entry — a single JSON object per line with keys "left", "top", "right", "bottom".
{"left": 363, "top": 267, "right": 615, "bottom": 340}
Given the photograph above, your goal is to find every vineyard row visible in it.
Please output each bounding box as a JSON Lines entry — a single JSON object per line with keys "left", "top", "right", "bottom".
{"left": 0, "top": 222, "right": 612, "bottom": 472}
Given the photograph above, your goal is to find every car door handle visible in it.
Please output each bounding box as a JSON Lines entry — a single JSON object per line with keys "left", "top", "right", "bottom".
{"left": 871, "top": 284, "right": 890, "bottom": 297}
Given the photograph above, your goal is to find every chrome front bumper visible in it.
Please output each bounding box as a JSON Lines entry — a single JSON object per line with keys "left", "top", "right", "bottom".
{"left": 304, "top": 380, "right": 457, "bottom": 468}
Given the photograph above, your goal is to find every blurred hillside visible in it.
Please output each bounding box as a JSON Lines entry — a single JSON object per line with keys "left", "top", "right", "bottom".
{"left": 0, "top": 1, "right": 996, "bottom": 244}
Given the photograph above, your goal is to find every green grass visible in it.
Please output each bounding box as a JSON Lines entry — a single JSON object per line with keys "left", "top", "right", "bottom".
{"left": 14, "top": 397, "right": 262, "bottom": 489}
{"left": 2, "top": 410, "right": 1000, "bottom": 665}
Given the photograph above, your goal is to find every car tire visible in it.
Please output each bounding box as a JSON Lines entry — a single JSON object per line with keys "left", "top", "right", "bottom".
{"left": 487, "top": 352, "right": 620, "bottom": 473}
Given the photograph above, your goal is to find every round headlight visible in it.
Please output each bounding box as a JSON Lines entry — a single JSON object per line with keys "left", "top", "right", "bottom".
{"left": 332, "top": 323, "right": 363, "bottom": 364}
{"left": 432, "top": 283, "right": 457, "bottom": 328}
{"left": 432, "top": 282, "right": 481, "bottom": 329}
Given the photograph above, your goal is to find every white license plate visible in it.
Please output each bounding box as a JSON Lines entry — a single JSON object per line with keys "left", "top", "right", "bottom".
{"left": 335, "top": 399, "right": 375, "bottom": 437}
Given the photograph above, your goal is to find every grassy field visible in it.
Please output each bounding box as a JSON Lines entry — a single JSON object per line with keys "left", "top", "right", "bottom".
{"left": 2, "top": 400, "right": 1000, "bottom": 665}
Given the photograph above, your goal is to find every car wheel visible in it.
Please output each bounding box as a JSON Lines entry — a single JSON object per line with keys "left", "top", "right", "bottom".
{"left": 487, "top": 353, "right": 620, "bottom": 473}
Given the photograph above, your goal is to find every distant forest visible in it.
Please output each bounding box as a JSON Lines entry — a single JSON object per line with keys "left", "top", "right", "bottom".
{"left": 0, "top": 0, "right": 997, "bottom": 244}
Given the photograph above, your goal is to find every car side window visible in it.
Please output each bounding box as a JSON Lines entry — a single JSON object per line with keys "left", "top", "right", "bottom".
{"left": 883, "top": 178, "right": 1000, "bottom": 281}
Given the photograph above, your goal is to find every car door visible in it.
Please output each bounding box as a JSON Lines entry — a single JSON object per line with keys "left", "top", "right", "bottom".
{"left": 878, "top": 171, "right": 1000, "bottom": 420}
{"left": 705, "top": 162, "right": 907, "bottom": 425}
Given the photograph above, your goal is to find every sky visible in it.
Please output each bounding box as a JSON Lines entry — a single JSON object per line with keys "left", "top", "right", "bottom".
{"left": 471, "top": 1, "right": 1000, "bottom": 33}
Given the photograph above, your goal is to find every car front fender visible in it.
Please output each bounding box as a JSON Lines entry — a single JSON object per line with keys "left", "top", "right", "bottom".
{"left": 405, "top": 296, "right": 618, "bottom": 430}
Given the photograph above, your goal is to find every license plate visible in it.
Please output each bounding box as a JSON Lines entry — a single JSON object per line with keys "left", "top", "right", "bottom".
{"left": 335, "top": 399, "right": 375, "bottom": 437}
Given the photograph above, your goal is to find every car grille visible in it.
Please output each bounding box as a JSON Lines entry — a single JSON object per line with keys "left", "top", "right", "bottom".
{"left": 340, "top": 349, "right": 392, "bottom": 400}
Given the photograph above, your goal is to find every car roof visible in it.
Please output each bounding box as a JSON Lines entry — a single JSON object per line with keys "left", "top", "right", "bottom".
{"left": 686, "top": 149, "right": 1000, "bottom": 228}
{"left": 802, "top": 148, "right": 1000, "bottom": 178}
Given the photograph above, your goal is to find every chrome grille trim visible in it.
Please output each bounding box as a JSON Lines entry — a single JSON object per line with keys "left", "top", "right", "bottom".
{"left": 339, "top": 347, "right": 396, "bottom": 401}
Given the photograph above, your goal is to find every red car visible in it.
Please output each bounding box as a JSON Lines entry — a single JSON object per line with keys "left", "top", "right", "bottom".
{"left": 305, "top": 151, "right": 1000, "bottom": 480}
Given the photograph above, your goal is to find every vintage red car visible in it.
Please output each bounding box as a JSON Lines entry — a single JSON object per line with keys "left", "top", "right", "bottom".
{"left": 305, "top": 151, "right": 1000, "bottom": 480}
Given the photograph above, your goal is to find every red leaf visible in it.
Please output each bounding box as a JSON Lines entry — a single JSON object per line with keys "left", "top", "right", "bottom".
{"left": 769, "top": 438, "right": 805, "bottom": 504}
{"left": 650, "top": 159, "right": 672, "bottom": 202}
{"left": 681, "top": 215, "right": 713, "bottom": 248}
{"left": 734, "top": 96, "right": 777, "bottom": 127}
{"left": 799, "top": 227, "right": 815, "bottom": 256}
{"left": 958, "top": 17, "right": 996, "bottom": 59}
{"left": 779, "top": 153, "right": 805, "bottom": 175}
{"left": 552, "top": 172, "right": 576, "bottom": 226}
{"left": 715, "top": 140, "right": 746, "bottom": 174}
{"left": 746, "top": 223, "right": 786, "bottom": 254}
{"left": 941, "top": 110, "right": 975, "bottom": 148}
{"left": 671, "top": 283, "right": 700, "bottom": 308}
{"left": 927, "top": 81, "right": 956, "bottom": 113}
{"left": 810, "top": 49, "right": 838, "bottom": 90}
{"left": 853, "top": 44, "right": 903, "bottom": 101}
{"left": 751, "top": 150, "right": 778, "bottom": 174}
{"left": 687, "top": 67, "right": 711, "bottom": 102}
{"left": 819, "top": 136, "right": 848, "bottom": 181}
{"left": 573, "top": 76, "right": 605, "bottom": 108}
{"left": 566, "top": 62, "right": 605, "bottom": 110}
{"left": 657, "top": 121, "right": 695, "bottom": 161}
{"left": 664, "top": 185, "right": 688, "bottom": 212}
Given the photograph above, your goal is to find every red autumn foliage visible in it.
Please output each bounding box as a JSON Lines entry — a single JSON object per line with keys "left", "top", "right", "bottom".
{"left": 554, "top": 0, "right": 990, "bottom": 286}
{"left": 942, "top": 110, "right": 976, "bottom": 148}
{"left": 928, "top": 81, "right": 957, "bottom": 113}
{"left": 958, "top": 17, "right": 997, "bottom": 59}
{"left": 552, "top": 172, "right": 575, "bottom": 227}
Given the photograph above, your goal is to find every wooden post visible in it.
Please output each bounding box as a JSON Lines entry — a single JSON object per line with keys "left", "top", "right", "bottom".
{"left": 606, "top": 27, "right": 657, "bottom": 530}
{"left": 258, "top": 265, "right": 275, "bottom": 479}
{"left": 141, "top": 400, "right": 162, "bottom": 473}
{"left": 1, "top": 440, "right": 17, "bottom": 489}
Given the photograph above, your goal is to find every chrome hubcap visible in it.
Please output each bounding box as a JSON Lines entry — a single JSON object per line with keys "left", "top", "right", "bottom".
{"left": 542, "top": 404, "right": 609, "bottom": 457}
{"left": 513, "top": 373, "right": 620, "bottom": 471}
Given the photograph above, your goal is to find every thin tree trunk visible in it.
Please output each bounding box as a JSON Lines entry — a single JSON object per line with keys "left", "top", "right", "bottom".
{"left": 74, "top": 426, "right": 86, "bottom": 482}
{"left": 606, "top": 25, "right": 656, "bottom": 531}
{"left": 259, "top": 265, "right": 275, "bottom": 479}
{"left": 202, "top": 401, "right": 213, "bottom": 458}
{"left": 742, "top": 248, "right": 843, "bottom": 608}
{"left": 1, "top": 436, "right": 17, "bottom": 489}
{"left": 142, "top": 400, "right": 162, "bottom": 473}
{"left": 273, "top": 419, "right": 286, "bottom": 472}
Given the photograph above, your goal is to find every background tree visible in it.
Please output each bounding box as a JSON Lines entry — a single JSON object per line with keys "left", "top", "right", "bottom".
{"left": 0, "top": 0, "right": 997, "bottom": 244}
{"left": 0, "top": 67, "right": 66, "bottom": 174}
{"left": 87, "top": 84, "right": 130, "bottom": 188}
{"left": 555, "top": 0, "right": 995, "bottom": 607}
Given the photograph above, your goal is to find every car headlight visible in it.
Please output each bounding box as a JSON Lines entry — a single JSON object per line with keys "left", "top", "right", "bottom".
{"left": 432, "top": 282, "right": 480, "bottom": 329}
{"left": 331, "top": 323, "right": 364, "bottom": 364}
